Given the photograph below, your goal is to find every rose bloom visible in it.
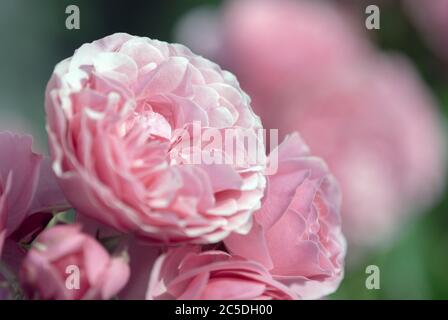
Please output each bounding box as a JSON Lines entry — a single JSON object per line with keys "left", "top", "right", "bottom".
{"left": 224, "top": 134, "right": 345, "bottom": 299}
{"left": 0, "top": 131, "right": 67, "bottom": 256}
{"left": 0, "top": 132, "right": 41, "bottom": 245}
{"left": 0, "top": 131, "right": 67, "bottom": 255}
{"left": 289, "top": 55, "right": 446, "bottom": 246}
{"left": 0, "top": 131, "right": 67, "bottom": 299}
{"left": 0, "top": 193, "right": 6, "bottom": 258}
{"left": 20, "top": 224, "right": 130, "bottom": 300}
{"left": 176, "top": 0, "right": 370, "bottom": 131}
{"left": 177, "top": 0, "right": 447, "bottom": 248}
{"left": 147, "top": 246, "right": 297, "bottom": 300}
{"left": 405, "top": 0, "right": 448, "bottom": 62}
{"left": 75, "top": 216, "right": 162, "bottom": 300}
{"left": 45, "top": 33, "right": 266, "bottom": 244}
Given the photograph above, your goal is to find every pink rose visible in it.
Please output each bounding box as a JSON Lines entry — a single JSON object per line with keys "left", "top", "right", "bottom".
{"left": 20, "top": 224, "right": 130, "bottom": 300}
{"left": 178, "top": 0, "right": 447, "bottom": 248}
{"left": 0, "top": 193, "right": 6, "bottom": 256}
{"left": 30, "top": 158, "right": 70, "bottom": 215}
{"left": 291, "top": 55, "right": 446, "bottom": 246}
{"left": 75, "top": 216, "right": 161, "bottom": 300}
{"left": 147, "top": 246, "right": 297, "bottom": 300}
{"left": 0, "top": 132, "right": 42, "bottom": 246}
{"left": 0, "top": 131, "right": 68, "bottom": 258}
{"left": 176, "top": 0, "right": 369, "bottom": 110}
{"left": 225, "top": 134, "right": 345, "bottom": 299}
{"left": 45, "top": 33, "right": 266, "bottom": 244}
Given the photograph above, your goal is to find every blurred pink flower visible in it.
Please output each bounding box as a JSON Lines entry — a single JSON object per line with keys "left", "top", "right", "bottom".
{"left": 405, "top": 0, "right": 448, "bottom": 62}
{"left": 30, "top": 157, "right": 69, "bottom": 215}
{"left": 147, "top": 246, "right": 297, "bottom": 300}
{"left": 1, "top": 207, "right": 55, "bottom": 299}
{"left": 177, "top": 0, "right": 447, "bottom": 247}
{"left": 0, "top": 132, "right": 68, "bottom": 258}
{"left": 20, "top": 224, "right": 130, "bottom": 300}
{"left": 45, "top": 33, "right": 266, "bottom": 245}
{"left": 176, "top": 0, "right": 370, "bottom": 133}
{"left": 0, "top": 132, "right": 42, "bottom": 245}
{"left": 225, "top": 134, "right": 345, "bottom": 299}
{"left": 73, "top": 216, "right": 161, "bottom": 300}
{"left": 291, "top": 55, "right": 446, "bottom": 246}
{"left": 0, "top": 193, "right": 6, "bottom": 257}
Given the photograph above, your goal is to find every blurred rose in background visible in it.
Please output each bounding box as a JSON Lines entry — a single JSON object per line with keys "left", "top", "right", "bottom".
{"left": 176, "top": 0, "right": 447, "bottom": 250}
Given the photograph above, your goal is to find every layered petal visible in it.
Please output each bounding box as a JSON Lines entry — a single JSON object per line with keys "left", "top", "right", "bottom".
{"left": 147, "top": 246, "right": 297, "bottom": 300}
{"left": 0, "top": 132, "right": 42, "bottom": 236}
{"left": 225, "top": 134, "right": 346, "bottom": 299}
{"left": 45, "top": 33, "right": 266, "bottom": 244}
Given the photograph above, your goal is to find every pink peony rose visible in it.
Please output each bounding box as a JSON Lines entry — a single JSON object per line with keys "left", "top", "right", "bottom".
{"left": 20, "top": 224, "right": 130, "bottom": 300}
{"left": 224, "top": 134, "right": 345, "bottom": 299}
{"left": 45, "top": 33, "right": 266, "bottom": 244}
{"left": 147, "top": 246, "right": 297, "bottom": 300}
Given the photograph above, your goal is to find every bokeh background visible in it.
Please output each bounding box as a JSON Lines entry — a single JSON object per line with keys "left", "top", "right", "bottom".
{"left": 0, "top": 0, "right": 447, "bottom": 299}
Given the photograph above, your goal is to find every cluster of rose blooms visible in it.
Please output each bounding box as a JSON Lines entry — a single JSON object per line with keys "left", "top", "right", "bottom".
{"left": 177, "top": 0, "right": 447, "bottom": 248}
{"left": 0, "top": 32, "right": 345, "bottom": 300}
{"left": 0, "top": 0, "right": 446, "bottom": 301}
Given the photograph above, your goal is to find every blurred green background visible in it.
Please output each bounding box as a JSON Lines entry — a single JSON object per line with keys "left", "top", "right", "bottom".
{"left": 0, "top": 0, "right": 447, "bottom": 299}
